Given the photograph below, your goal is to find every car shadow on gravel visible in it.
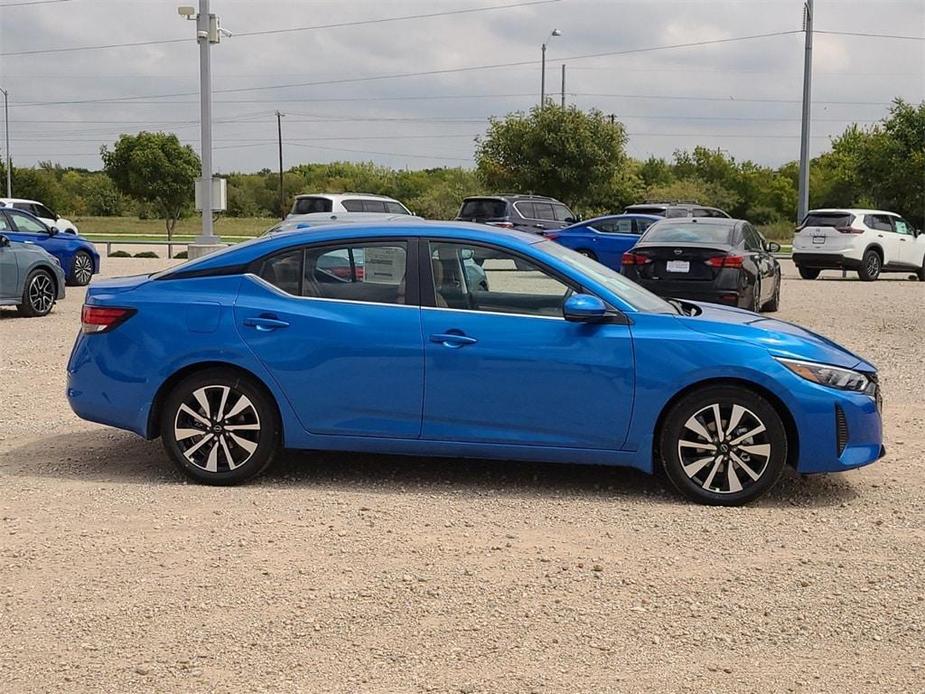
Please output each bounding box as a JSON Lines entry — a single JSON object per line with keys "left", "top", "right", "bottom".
{"left": 2, "top": 429, "right": 860, "bottom": 508}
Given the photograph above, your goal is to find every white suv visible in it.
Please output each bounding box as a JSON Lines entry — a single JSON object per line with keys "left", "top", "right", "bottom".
{"left": 0, "top": 198, "right": 79, "bottom": 234}
{"left": 792, "top": 208, "right": 925, "bottom": 281}
{"left": 288, "top": 193, "right": 412, "bottom": 218}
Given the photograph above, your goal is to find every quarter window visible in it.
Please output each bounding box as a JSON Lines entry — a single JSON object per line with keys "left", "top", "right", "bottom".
{"left": 429, "top": 241, "right": 573, "bottom": 318}
{"left": 0, "top": 214, "right": 10, "bottom": 231}
{"left": 385, "top": 201, "right": 409, "bottom": 214}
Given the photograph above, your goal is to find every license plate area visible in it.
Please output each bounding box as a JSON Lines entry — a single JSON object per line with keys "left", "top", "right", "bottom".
{"left": 812, "top": 235, "right": 826, "bottom": 245}
{"left": 666, "top": 260, "right": 690, "bottom": 273}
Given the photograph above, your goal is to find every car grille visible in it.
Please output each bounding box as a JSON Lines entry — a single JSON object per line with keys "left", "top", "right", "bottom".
{"left": 835, "top": 405, "right": 849, "bottom": 457}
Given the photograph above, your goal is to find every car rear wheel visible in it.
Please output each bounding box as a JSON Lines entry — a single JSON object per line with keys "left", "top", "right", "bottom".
{"left": 659, "top": 385, "right": 788, "bottom": 506}
{"left": 17, "top": 268, "right": 56, "bottom": 317}
{"left": 797, "top": 266, "right": 820, "bottom": 280}
{"left": 161, "top": 368, "right": 280, "bottom": 485}
{"left": 857, "top": 249, "right": 881, "bottom": 281}
{"left": 69, "top": 251, "right": 94, "bottom": 286}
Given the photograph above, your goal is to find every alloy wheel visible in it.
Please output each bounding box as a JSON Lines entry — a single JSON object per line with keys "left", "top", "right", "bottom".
{"left": 677, "top": 403, "right": 771, "bottom": 495}
{"left": 866, "top": 253, "right": 880, "bottom": 277}
{"left": 28, "top": 273, "right": 55, "bottom": 314}
{"left": 73, "top": 253, "right": 93, "bottom": 285}
{"left": 173, "top": 385, "right": 261, "bottom": 473}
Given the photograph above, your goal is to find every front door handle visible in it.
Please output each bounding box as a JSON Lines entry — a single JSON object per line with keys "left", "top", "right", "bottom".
{"left": 430, "top": 332, "right": 478, "bottom": 348}
{"left": 243, "top": 316, "right": 290, "bottom": 332}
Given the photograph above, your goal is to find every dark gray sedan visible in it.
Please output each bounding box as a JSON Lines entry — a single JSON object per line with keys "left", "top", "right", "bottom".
{"left": 0, "top": 233, "right": 66, "bottom": 317}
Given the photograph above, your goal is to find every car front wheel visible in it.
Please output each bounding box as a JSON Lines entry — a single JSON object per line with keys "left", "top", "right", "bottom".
{"left": 161, "top": 368, "right": 280, "bottom": 485}
{"left": 659, "top": 385, "right": 788, "bottom": 506}
{"left": 69, "top": 251, "right": 94, "bottom": 286}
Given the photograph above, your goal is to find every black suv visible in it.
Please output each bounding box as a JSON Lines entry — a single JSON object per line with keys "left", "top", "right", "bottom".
{"left": 624, "top": 202, "right": 730, "bottom": 219}
{"left": 455, "top": 195, "right": 578, "bottom": 234}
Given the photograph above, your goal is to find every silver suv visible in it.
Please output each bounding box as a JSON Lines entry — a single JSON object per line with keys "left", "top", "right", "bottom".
{"left": 289, "top": 193, "right": 411, "bottom": 217}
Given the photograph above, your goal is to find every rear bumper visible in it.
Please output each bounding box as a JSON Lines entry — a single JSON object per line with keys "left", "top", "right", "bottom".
{"left": 792, "top": 252, "right": 861, "bottom": 270}
{"left": 629, "top": 278, "right": 742, "bottom": 306}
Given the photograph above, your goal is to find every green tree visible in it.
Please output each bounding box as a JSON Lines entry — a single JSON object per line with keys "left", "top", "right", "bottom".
{"left": 101, "top": 131, "right": 200, "bottom": 237}
{"left": 475, "top": 106, "right": 628, "bottom": 213}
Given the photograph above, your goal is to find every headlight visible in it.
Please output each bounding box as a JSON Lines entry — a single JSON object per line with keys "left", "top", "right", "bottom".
{"left": 775, "top": 357, "right": 875, "bottom": 395}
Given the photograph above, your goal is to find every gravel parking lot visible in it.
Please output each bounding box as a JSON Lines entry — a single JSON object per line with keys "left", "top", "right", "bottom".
{"left": 1, "top": 256, "right": 923, "bottom": 693}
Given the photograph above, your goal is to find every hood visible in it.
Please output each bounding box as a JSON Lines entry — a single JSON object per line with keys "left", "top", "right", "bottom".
{"left": 680, "top": 302, "right": 874, "bottom": 371}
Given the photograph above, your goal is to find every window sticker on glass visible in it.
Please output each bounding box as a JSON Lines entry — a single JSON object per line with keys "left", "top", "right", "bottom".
{"left": 363, "top": 246, "right": 405, "bottom": 284}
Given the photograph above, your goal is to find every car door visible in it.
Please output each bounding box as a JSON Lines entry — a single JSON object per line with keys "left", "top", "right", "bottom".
{"left": 420, "top": 239, "right": 634, "bottom": 449}
{"left": 890, "top": 216, "right": 920, "bottom": 266}
{"left": 234, "top": 239, "right": 425, "bottom": 439}
{"left": 743, "top": 224, "right": 775, "bottom": 303}
{"left": 869, "top": 214, "right": 902, "bottom": 264}
{"left": 4, "top": 209, "right": 54, "bottom": 251}
{"left": 0, "top": 216, "right": 18, "bottom": 300}
{"left": 595, "top": 217, "right": 639, "bottom": 269}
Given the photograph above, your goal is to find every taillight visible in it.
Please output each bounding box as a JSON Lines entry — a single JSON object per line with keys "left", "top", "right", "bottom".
{"left": 81, "top": 305, "right": 135, "bottom": 334}
{"left": 836, "top": 226, "right": 863, "bottom": 234}
{"left": 622, "top": 252, "right": 652, "bottom": 265}
{"left": 706, "top": 254, "right": 745, "bottom": 268}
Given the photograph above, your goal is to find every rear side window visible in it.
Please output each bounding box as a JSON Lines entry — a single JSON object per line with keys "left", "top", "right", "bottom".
{"left": 0, "top": 214, "right": 11, "bottom": 231}
{"left": 643, "top": 223, "right": 734, "bottom": 245}
{"left": 514, "top": 201, "right": 537, "bottom": 219}
{"left": 459, "top": 199, "right": 507, "bottom": 219}
{"left": 802, "top": 212, "right": 854, "bottom": 228}
{"left": 293, "top": 197, "right": 332, "bottom": 214}
{"left": 259, "top": 242, "right": 408, "bottom": 305}
{"left": 532, "top": 203, "right": 556, "bottom": 221}
{"left": 865, "top": 215, "right": 893, "bottom": 232}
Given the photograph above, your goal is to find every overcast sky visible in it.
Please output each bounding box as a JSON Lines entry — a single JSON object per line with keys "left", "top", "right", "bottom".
{"left": 1, "top": 0, "right": 922, "bottom": 173}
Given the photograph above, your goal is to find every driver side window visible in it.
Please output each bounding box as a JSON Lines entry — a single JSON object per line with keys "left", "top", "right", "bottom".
{"left": 7, "top": 210, "right": 47, "bottom": 233}
{"left": 428, "top": 241, "right": 574, "bottom": 318}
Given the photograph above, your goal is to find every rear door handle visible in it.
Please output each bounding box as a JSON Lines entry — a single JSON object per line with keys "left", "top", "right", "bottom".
{"left": 430, "top": 332, "right": 478, "bottom": 348}
{"left": 243, "top": 316, "right": 290, "bottom": 331}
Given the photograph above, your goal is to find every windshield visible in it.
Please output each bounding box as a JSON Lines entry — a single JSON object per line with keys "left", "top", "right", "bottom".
{"left": 293, "top": 197, "right": 333, "bottom": 214}
{"left": 537, "top": 240, "right": 679, "bottom": 314}
{"left": 642, "top": 222, "right": 734, "bottom": 245}
{"left": 459, "top": 198, "right": 507, "bottom": 219}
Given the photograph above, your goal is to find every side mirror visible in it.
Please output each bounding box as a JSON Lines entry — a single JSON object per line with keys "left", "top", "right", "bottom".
{"left": 48, "top": 226, "right": 60, "bottom": 236}
{"left": 563, "top": 293, "right": 609, "bottom": 323}
{"left": 767, "top": 241, "right": 781, "bottom": 253}
{"left": 0, "top": 234, "right": 9, "bottom": 247}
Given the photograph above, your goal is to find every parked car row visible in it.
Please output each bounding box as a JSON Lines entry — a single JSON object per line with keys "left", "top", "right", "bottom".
{"left": 0, "top": 207, "right": 99, "bottom": 318}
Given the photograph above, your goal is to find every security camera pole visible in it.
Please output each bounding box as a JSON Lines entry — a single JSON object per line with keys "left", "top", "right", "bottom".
{"left": 180, "top": 1, "right": 228, "bottom": 258}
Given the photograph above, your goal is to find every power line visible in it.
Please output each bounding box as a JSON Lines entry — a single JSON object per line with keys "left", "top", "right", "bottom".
{"left": 816, "top": 29, "right": 925, "bottom": 41}
{"left": 0, "top": 0, "right": 72, "bottom": 6}
{"left": 12, "top": 30, "right": 802, "bottom": 107}
{"left": 0, "top": 0, "right": 560, "bottom": 57}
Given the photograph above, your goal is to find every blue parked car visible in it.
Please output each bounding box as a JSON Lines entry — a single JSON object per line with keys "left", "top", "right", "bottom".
{"left": 67, "top": 222, "right": 883, "bottom": 505}
{"left": 0, "top": 207, "right": 99, "bottom": 286}
{"left": 547, "top": 214, "right": 661, "bottom": 270}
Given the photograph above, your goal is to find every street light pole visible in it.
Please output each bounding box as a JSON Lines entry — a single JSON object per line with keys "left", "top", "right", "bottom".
{"left": 197, "top": 0, "right": 216, "bottom": 245}
{"left": 539, "top": 29, "right": 561, "bottom": 106}
{"left": 797, "top": 0, "right": 814, "bottom": 222}
{"left": 560, "top": 64, "right": 566, "bottom": 107}
{"left": 276, "top": 110, "right": 285, "bottom": 219}
{"left": 1, "top": 88, "right": 10, "bottom": 197}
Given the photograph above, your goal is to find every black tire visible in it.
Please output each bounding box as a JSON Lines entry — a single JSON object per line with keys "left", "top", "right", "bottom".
{"left": 658, "top": 385, "right": 788, "bottom": 506}
{"left": 16, "top": 268, "right": 56, "bottom": 317}
{"left": 741, "top": 279, "right": 760, "bottom": 312}
{"left": 857, "top": 249, "right": 881, "bottom": 281}
{"left": 797, "top": 266, "right": 820, "bottom": 280}
{"left": 577, "top": 249, "right": 597, "bottom": 260}
{"left": 916, "top": 261, "right": 925, "bottom": 282}
{"left": 161, "top": 368, "right": 280, "bottom": 485}
{"left": 68, "top": 250, "right": 94, "bottom": 286}
{"left": 762, "top": 272, "right": 781, "bottom": 312}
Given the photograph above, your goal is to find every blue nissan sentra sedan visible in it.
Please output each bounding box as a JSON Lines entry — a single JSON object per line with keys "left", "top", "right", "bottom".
{"left": 66, "top": 222, "right": 883, "bottom": 505}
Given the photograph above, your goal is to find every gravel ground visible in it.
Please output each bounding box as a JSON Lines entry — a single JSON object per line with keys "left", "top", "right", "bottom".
{"left": 1, "top": 257, "right": 923, "bottom": 693}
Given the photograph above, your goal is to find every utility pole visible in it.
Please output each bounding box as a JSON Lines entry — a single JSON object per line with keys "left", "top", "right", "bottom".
{"left": 276, "top": 110, "right": 285, "bottom": 219}
{"left": 0, "top": 88, "right": 10, "bottom": 197}
{"left": 540, "top": 29, "right": 560, "bottom": 106}
{"left": 560, "top": 64, "right": 566, "bottom": 107}
{"left": 797, "top": 0, "right": 814, "bottom": 222}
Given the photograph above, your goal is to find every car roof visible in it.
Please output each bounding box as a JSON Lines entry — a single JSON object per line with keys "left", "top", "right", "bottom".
{"left": 808, "top": 208, "right": 898, "bottom": 216}
{"left": 293, "top": 193, "right": 401, "bottom": 201}
{"left": 171, "top": 221, "right": 545, "bottom": 274}
{"left": 462, "top": 194, "right": 561, "bottom": 202}
{"left": 0, "top": 198, "right": 40, "bottom": 206}
{"left": 649, "top": 217, "right": 742, "bottom": 227}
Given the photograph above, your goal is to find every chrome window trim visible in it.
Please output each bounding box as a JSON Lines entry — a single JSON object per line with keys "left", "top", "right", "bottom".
{"left": 421, "top": 304, "right": 566, "bottom": 321}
